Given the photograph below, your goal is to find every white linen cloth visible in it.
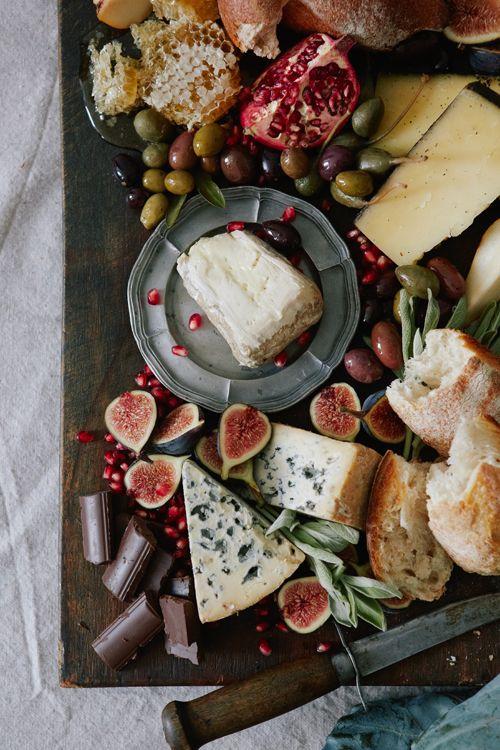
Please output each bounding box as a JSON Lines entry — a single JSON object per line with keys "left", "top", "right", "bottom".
{"left": 0, "top": 2, "right": 419, "bottom": 747}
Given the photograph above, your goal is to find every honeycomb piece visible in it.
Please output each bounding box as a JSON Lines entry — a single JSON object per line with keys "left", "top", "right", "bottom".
{"left": 131, "top": 19, "right": 241, "bottom": 128}
{"left": 151, "top": 0, "right": 219, "bottom": 23}
{"left": 89, "top": 40, "right": 141, "bottom": 116}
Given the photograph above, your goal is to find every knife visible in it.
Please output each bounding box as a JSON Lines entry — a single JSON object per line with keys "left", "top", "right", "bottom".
{"left": 161, "top": 593, "right": 499, "bottom": 749}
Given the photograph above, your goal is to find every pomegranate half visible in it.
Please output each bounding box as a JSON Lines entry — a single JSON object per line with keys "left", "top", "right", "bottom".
{"left": 240, "top": 34, "right": 360, "bottom": 150}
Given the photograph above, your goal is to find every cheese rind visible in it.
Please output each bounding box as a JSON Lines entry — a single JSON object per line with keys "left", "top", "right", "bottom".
{"left": 355, "top": 84, "right": 500, "bottom": 265}
{"left": 182, "top": 460, "right": 304, "bottom": 622}
{"left": 465, "top": 219, "right": 500, "bottom": 322}
{"left": 176, "top": 230, "right": 323, "bottom": 367}
{"left": 254, "top": 424, "right": 381, "bottom": 529}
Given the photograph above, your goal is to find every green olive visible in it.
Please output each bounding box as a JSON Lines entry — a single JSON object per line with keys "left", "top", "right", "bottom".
{"left": 133, "top": 109, "right": 176, "bottom": 143}
{"left": 351, "top": 97, "right": 385, "bottom": 138}
{"left": 330, "top": 132, "right": 366, "bottom": 150}
{"left": 193, "top": 124, "right": 226, "bottom": 157}
{"left": 395, "top": 265, "right": 440, "bottom": 300}
{"left": 356, "top": 147, "right": 393, "bottom": 175}
{"left": 393, "top": 289, "right": 403, "bottom": 324}
{"left": 140, "top": 193, "right": 169, "bottom": 230}
{"left": 335, "top": 170, "right": 373, "bottom": 197}
{"left": 280, "top": 148, "right": 310, "bottom": 179}
{"left": 294, "top": 168, "right": 324, "bottom": 197}
{"left": 164, "top": 169, "right": 195, "bottom": 195}
{"left": 329, "top": 182, "right": 366, "bottom": 208}
{"left": 142, "top": 168, "right": 167, "bottom": 193}
{"left": 142, "top": 143, "right": 170, "bottom": 168}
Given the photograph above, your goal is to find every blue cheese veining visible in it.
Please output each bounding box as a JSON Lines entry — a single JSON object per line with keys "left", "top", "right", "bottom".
{"left": 182, "top": 460, "right": 305, "bottom": 623}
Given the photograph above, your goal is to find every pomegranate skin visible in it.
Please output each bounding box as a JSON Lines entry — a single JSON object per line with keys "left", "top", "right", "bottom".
{"left": 240, "top": 34, "right": 360, "bottom": 150}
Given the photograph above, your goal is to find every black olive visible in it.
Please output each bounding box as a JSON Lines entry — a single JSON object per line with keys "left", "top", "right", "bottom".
{"left": 261, "top": 220, "right": 302, "bottom": 255}
{"left": 112, "top": 154, "right": 142, "bottom": 187}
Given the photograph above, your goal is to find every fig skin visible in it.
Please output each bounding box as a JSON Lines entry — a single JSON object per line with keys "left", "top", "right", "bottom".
{"left": 104, "top": 390, "right": 157, "bottom": 454}
{"left": 195, "top": 431, "right": 260, "bottom": 495}
{"left": 310, "top": 383, "right": 360, "bottom": 441}
{"left": 362, "top": 393, "right": 406, "bottom": 444}
{"left": 219, "top": 404, "right": 272, "bottom": 480}
{"left": 278, "top": 576, "right": 330, "bottom": 633}
{"left": 151, "top": 403, "right": 205, "bottom": 455}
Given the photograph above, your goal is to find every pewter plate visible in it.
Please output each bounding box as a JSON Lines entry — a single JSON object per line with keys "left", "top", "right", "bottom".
{"left": 128, "top": 186, "right": 359, "bottom": 412}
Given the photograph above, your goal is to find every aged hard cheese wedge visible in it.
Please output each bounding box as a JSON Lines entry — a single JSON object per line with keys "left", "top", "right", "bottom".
{"left": 356, "top": 84, "right": 500, "bottom": 265}
{"left": 373, "top": 74, "right": 500, "bottom": 156}
{"left": 254, "top": 424, "right": 381, "bottom": 529}
{"left": 182, "top": 460, "right": 304, "bottom": 622}
{"left": 466, "top": 219, "right": 500, "bottom": 322}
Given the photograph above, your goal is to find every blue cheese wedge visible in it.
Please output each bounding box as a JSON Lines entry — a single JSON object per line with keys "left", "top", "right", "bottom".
{"left": 182, "top": 460, "right": 304, "bottom": 623}
{"left": 176, "top": 230, "right": 323, "bottom": 367}
{"left": 254, "top": 424, "right": 381, "bottom": 529}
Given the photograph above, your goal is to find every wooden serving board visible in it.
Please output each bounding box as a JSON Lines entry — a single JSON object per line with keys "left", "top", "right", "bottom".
{"left": 59, "top": 0, "right": 499, "bottom": 688}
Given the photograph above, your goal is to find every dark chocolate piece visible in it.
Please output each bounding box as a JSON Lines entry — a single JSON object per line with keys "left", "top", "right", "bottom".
{"left": 160, "top": 595, "right": 201, "bottom": 665}
{"left": 102, "top": 516, "right": 157, "bottom": 601}
{"left": 79, "top": 492, "right": 113, "bottom": 564}
{"left": 165, "top": 574, "right": 195, "bottom": 600}
{"left": 92, "top": 591, "right": 163, "bottom": 670}
{"left": 140, "top": 548, "right": 174, "bottom": 598}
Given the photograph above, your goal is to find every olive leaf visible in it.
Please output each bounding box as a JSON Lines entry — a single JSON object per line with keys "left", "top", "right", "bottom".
{"left": 342, "top": 575, "right": 401, "bottom": 600}
{"left": 351, "top": 590, "right": 387, "bottom": 631}
{"left": 165, "top": 194, "right": 187, "bottom": 228}
{"left": 195, "top": 170, "right": 226, "bottom": 208}
{"left": 265, "top": 508, "right": 298, "bottom": 536}
{"left": 422, "top": 290, "right": 440, "bottom": 342}
{"left": 446, "top": 295, "right": 468, "bottom": 329}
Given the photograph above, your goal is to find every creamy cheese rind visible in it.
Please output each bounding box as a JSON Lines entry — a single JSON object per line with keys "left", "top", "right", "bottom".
{"left": 182, "top": 460, "right": 304, "bottom": 623}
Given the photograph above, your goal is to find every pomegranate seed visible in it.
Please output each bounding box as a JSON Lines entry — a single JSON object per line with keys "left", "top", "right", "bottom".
{"left": 273, "top": 351, "right": 288, "bottom": 368}
{"left": 238, "top": 86, "right": 251, "bottom": 103}
{"left": 156, "top": 482, "right": 171, "bottom": 497}
{"left": 188, "top": 313, "right": 202, "bottom": 331}
{"left": 104, "top": 432, "right": 115, "bottom": 443}
{"left": 103, "top": 465, "right": 113, "bottom": 480}
{"left": 104, "top": 450, "right": 116, "bottom": 465}
{"left": 356, "top": 234, "right": 367, "bottom": 244}
{"left": 177, "top": 518, "right": 187, "bottom": 533}
{"left": 76, "top": 430, "right": 94, "bottom": 443}
{"left": 164, "top": 525, "right": 180, "bottom": 539}
{"left": 320, "top": 199, "right": 332, "bottom": 212}
{"left": 176, "top": 537, "right": 188, "bottom": 551}
{"left": 297, "top": 330, "right": 312, "bottom": 346}
{"left": 115, "top": 443, "right": 126, "bottom": 451}
{"left": 173, "top": 549, "right": 187, "bottom": 559}
{"left": 317, "top": 641, "right": 333, "bottom": 653}
{"left": 359, "top": 242, "right": 369, "bottom": 252}
{"left": 289, "top": 253, "right": 301, "bottom": 267}
{"left": 363, "top": 249, "right": 378, "bottom": 265}
{"left": 167, "top": 396, "right": 180, "bottom": 409}
{"left": 152, "top": 386, "right": 168, "bottom": 401}
{"left": 143, "top": 364, "right": 152, "bottom": 375}
{"left": 346, "top": 228, "right": 360, "bottom": 239}
{"left": 113, "top": 450, "right": 126, "bottom": 463}
{"left": 147, "top": 288, "right": 160, "bottom": 305}
{"left": 148, "top": 377, "right": 161, "bottom": 388}
{"left": 225, "top": 134, "right": 239, "bottom": 146}
{"left": 135, "top": 372, "right": 148, "bottom": 387}
{"left": 281, "top": 206, "right": 296, "bottom": 223}
{"left": 172, "top": 345, "right": 188, "bottom": 357}
{"left": 256, "top": 621, "right": 270, "bottom": 633}
{"left": 167, "top": 505, "right": 181, "bottom": 519}
{"left": 258, "top": 638, "right": 272, "bottom": 656}
{"left": 111, "top": 470, "right": 124, "bottom": 483}
{"left": 255, "top": 607, "right": 269, "bottom": 617}
{"left": 109, "top": 481, "right": 124, "bottom": 492}
{"left": 361, "top": 269, "right": 378, "bottom": 285}
{"left": 119, "top": 462, "right": 129, "bottom": 472}
{"left": 276, "top": 621, "right": 288, "bottom": 633}
{"left": 135, "top": 509, "right": 148, "bottom": 518}
{"left": 377, "top": 254, "right": 393, "bottom": 270}
{"left": 226, "top": 221, "right": 245, "bottom": 232}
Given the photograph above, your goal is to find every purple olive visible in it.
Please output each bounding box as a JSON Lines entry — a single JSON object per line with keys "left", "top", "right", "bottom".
{"left": 126, "top": 187, "right": 149, "bottom": 209}
{"left": 375, "top": 270, "right": 400, "bottom": 299}
{"left": 344, "top": 348, "right": 384, "bottom": 383}
{"left": 220, "top": 145, "right": 257, "bottom": 185}
{"left": 112, "top": 154, "right": 142, "bottom": 187}
{"left": 318, "top": 145, "right": 354, "bottom": 182}
{"left": 261, "top": 220, "right": 301, "bottom": 255}
{"left": 371, "top": 321, "right": 403, "bottom": 371}
{"left": 361, "top": 298, "right": 383, "bottom": 329}
{"left": 261, "top": 149, "right": 282, "bottom": 183}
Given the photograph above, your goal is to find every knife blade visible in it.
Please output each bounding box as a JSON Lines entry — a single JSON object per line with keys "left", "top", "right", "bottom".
{"left": 333, "top": 593, "right": 500, "bottom": 683}
{"left": 162, "top": 594, "right": 500, "bottom": 749}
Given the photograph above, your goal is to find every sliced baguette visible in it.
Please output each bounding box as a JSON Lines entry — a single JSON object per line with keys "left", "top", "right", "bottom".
{"left": 367, "top": 452, "right": 453, "bottom": 606}
{"left": 426, "top": 415, "right": 500, "bottom": 576}
{"left": 386, "top": 328, "right": 500, "bottom": 456}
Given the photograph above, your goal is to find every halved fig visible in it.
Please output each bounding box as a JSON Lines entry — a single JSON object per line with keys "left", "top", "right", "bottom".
{"left": 104, "top": 390, "right": 157, "bottom": 453}
{"left": 124, "top": 454, "right": 187, "bottom": 509}
{"left": 277, "top": 576, "right": 330, "bottom": 634}
{"left": 310, "top": 383, "right": 360, "bottom": 441}
{"left": 195, "top": 431, "right": 260, "bottom": 494}
{"left": 219, "top": 404, "right": 272, "bottom": 480}
{"left": 151, "top": 403, "right": 204, "bottom": 455}
{"left": 362, "top": 393, "right": 406, "bottom": 444}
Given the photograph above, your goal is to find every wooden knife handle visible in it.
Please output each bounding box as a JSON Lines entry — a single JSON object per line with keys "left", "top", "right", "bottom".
{"left": 161, "top": 654, "right": 339, "bottom": 749}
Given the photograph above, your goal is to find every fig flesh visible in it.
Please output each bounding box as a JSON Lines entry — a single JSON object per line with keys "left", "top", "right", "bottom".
{"left": 124, "top": 454, "right": 187, "bottom": 509}
{"left": 219, "top": 404, "right": 272, "bottom": 480}
{"left": 151, "top": 403, "right": 204, "bottom": 455}
{"left": 104, "top": 390, "right": 157, "bottom": 454}
{"left": 310, "top": 383, "right": 360, "bottom": 441}
{"left": 195, "top": 431, "right": 260, "bottom": 494}
{"left": 277, "top": 576, "right": 330, "bottom": 634}
{"left": 362, "top": 393, "right": 406, "bottom": 444}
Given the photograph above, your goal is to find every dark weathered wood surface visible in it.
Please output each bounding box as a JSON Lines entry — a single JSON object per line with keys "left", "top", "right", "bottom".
{"left": 59, "top": 0, "right": 499, "bottom": 687}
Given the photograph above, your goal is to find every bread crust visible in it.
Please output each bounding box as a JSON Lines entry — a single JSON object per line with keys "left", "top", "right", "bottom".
{"left": 367, "top": 451, "right": 453, "bottom": 603}
{"left": 218, "top": 0, "right": 287, "bottom": 57}
{"left": 387, "top": 330, "right": 500, "bottom": 456}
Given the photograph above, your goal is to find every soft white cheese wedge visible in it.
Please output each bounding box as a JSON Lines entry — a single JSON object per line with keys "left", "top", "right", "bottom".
{"left": 254, "top": 424, "right": 381, "bottom": 529}
{"left": 176, "top": 230, "right": 323, "bottom": 367}
{"left": 182, "top": 460, "right": 304, "bottom": 623}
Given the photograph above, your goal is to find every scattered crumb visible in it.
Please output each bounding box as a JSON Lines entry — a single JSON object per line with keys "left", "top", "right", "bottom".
{"left": 78, "top": 621, "right": 90, "bottom": 631}
{"left": 488, "top": 655, "right": 494, "bottom": 661}
{"left": 473, "top": 630, "right": 481, "bottom": 637}
{"left": 447, "top": 655, "right": 457, "bottom": 666}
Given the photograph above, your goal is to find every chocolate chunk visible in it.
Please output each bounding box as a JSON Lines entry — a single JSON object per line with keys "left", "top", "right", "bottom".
{"left": 92, "top": 591, "right": 163, "bottom": 671}
{"left": 102, "top": 516, "right": 157, "bottom": 601}
{"left": 160, "top": 595, "right": 201, "bottom": 665}
{"left": 79, "top": 492, "right": 113, "bottom": 565}
{"left": 140, "top": 548, "right": 174, "bottom": 598}
{"left": 165, "top": 574, "right": 195, "bottom": 599}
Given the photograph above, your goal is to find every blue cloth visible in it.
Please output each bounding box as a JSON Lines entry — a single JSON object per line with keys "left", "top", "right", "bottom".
{"left": 323, "top": 676, "right": 500, "bottom": 750}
